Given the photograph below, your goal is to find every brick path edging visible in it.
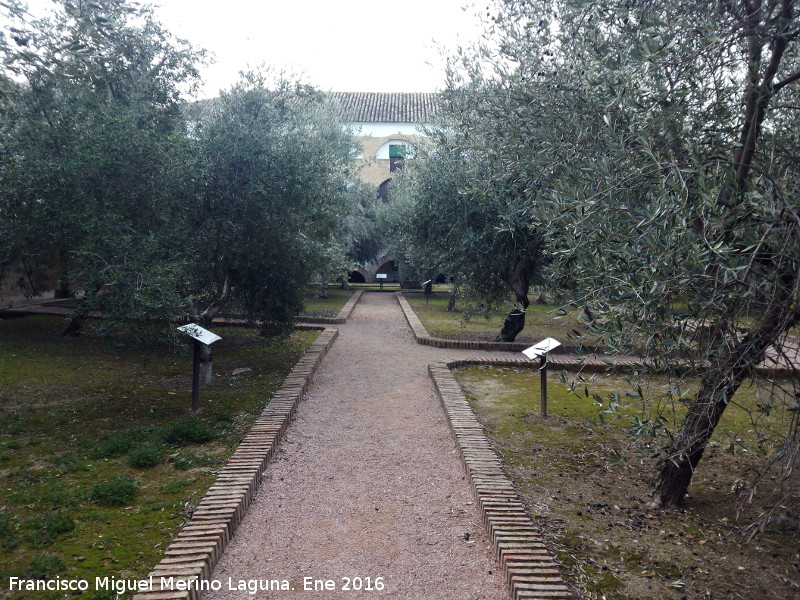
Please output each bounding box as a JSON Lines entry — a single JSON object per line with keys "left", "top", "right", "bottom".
{"left": 298, "top": 289, "right": 364, "bottom": 324}
{"left": 429, "top": 360, "right": 575, "bottom": 600}
{"left": 131, "top": 327, "right": 339, "bottom": 600}
{"left": 395, "top": 292, "right": 598, "bottom": 355}
{"left": 396, "top": 292, "right": 530, "bottom": 352}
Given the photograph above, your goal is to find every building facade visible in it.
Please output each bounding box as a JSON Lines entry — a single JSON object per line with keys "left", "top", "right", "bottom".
{"left": 330, "top": 92, "right": 438, "bottom": 282}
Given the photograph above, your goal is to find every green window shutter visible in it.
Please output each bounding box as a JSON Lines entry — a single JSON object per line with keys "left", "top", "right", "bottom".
{"left": 389, "top": 145, "right": 406, "bottom": 158}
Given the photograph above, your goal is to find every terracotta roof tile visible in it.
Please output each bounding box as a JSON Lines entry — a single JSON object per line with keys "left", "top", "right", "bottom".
{"left": 330, "top": 92, "right": 439, "bottom": 123}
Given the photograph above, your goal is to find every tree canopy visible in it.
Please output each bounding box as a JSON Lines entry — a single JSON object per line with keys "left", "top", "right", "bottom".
{"left": 183, "top": 72, "right": 360, "bottom": 333}
{"left": 0, "top": 2, "right": 364, "bottom": 345}
{"left": 0, "top": 0, "right": 202, "bottom": 337}
{"left": 397, "top": 0, "right": 800, "bottom": 511}
{"left": 388, "top": 97, "right": 547, "bottom": 340}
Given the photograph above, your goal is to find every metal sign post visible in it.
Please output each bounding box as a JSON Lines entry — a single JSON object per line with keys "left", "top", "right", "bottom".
{"left": 540, "top": 354, "right": 548, "bottom": 417}
{"left": 422, "top": 279, "right": 432, "bottom": 303}
{"left": 177, "top": 323, "right": 222, "bottom": 413}
{"left": 522, "top": 337, "right": 561, "bottom": 418}
{"left": 376, "top": 273, "right": 387, "bottom": 290}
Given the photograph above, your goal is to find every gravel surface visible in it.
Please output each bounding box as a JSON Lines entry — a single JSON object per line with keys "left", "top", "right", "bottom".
{"left": 204, "top": 292, "right": 511, "bottom": 599}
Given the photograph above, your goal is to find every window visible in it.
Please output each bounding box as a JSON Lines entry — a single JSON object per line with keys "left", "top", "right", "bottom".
{"left": 389, "top": 144, "right": 406, "bottom": 173}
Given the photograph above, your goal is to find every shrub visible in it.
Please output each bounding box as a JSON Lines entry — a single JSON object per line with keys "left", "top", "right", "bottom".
{"left": 92, "top": 427, "right": 146, "bottom": 458}
{"left": 42, "top": 483, "right": 74, "bottom": 509}
{"left": 24, "top": 555, "right": 65, "bottom": 578}
{"left": 89, "top": 474, "right": 139, "bottom": 507}
{"left": 170, "top": 452, "right": 216, "bottom": 471}
{"left": 127, "top": 444, "right": 163, "bottom": 468}
{"left": 25, "top": 512, "right": 75, "bottom": 547}
{"left": 161, "top": 418, "right": 216, "bottom": 445}
{"left": 51, "top": 453, "right": 90, "bottom": 473}
{"left": 214, "top": 409, "right": 235, "bottom": 425}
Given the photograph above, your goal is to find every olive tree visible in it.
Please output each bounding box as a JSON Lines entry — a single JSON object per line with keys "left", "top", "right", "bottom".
{"left": 388, "top": 108, "right": 546, "bottom": 341}
{"left": 441, "top": 0, "right": 800, "bottom": 511}
{"left": 181, "top": 72, "right": 360, "bottom": 382}
{"left": 0, "top": 0, "right": 202, "bottom": 338}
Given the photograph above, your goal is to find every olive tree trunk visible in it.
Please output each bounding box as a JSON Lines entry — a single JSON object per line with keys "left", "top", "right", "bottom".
{"left": 62, "top": 283, "right": 102, "bottom": 336}
{"left": 651, "top": 7, "right": 800, "bottom": 508}
{"left": 650, "top": 269, "right": 800, "bottom": 508}
{"left": 494, "top": 254, "right": 533, "bottom": 343}
{"left": 447, "top": 281, "right": 459, "bottom": 312}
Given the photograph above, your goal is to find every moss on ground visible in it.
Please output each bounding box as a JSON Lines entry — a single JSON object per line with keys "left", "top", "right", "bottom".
{"left": 0, "top": 316, "right": 316, "bottom": 599}
{"left": 456, "top": 366, "right": 799, "bottom": 600}
{"left": 301, "top": 287, "right": 353, "bottom": 318}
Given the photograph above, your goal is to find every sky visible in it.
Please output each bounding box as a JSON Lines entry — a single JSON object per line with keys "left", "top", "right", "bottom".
{"left": 19, "top": 0, "right": 488, "bottom": 98}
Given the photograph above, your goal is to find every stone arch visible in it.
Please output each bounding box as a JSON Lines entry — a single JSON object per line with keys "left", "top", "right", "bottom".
{"left": 348, "top": 269, "right": 367, "bottom": 283}
{"left": 372, "top": 258, "right": 399, "bottom": 283}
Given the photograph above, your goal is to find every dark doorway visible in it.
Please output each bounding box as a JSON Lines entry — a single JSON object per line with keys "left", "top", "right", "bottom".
{"left": 377, "top": 178, "right": 391, "bottom": 204}
{"left": 375, "top": 260, "right": 399, "bottom": 283}
{"left": 348, "top": 270, "right": 366, "bottom": 283}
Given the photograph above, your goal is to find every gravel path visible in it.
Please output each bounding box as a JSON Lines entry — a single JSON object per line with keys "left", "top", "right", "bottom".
{"left": 203, "top": 292, "right": 510, "bottom": 599}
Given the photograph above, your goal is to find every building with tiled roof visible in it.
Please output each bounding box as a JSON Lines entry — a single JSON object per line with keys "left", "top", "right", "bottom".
{"left": 330, "top": 92, "right": 439, "bottom": 195}
{"left": 330, "top": 92, "right": 439, "bottom": 123}
{"left": 329, "top": 92, "right": 440, "bottom": 283}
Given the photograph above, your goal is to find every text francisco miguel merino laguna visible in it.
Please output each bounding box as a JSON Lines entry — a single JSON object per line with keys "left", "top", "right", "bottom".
{"left": 8, "top": 576, "right": 305, "bottom": 594}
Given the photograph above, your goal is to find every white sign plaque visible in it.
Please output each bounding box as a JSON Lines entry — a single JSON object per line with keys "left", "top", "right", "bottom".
{"left": 376, "top": 274, "right": 388, "bottom": 280}
{"left": 177, "top": 323, "right": 222, "bottom": 346}
{"left": 522, "top": 337, "right": 561, "bottom": 360}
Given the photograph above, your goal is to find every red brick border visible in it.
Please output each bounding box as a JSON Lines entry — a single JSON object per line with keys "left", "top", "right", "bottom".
{"left": 132, "top": 328, "right": 339, "bottom": 600}
{"left": 429, "top": 361, "right": 575, "bottom": 600}
{"left": 396, "top": 292, "right": 531, "bottom": 352}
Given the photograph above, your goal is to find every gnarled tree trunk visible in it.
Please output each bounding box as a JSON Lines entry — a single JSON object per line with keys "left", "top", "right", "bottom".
{"left": 650, "top": 269, "right": 800, "bottom": 508}
{"left": 197, "top": 344, "right": 214, "bottom": 388}
{"left": 62, "top": 283, "right": 102, "bottom": 336}
{"left": 54, "top": 279, "right": 73, "bottom": 299}
{"left": 651, "top": 4, "right": 800, "bottom": 508}
{"left": 495, "top": 307, "right": 527, "bottom": 342}
{"left": 494, "top": 253, "right": 533, "bottom": 342}
{"left": 447, "top": 287, "right": 458, "bottom": 312}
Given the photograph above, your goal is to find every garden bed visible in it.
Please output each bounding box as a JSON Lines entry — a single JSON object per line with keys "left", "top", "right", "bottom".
{"left": 0, "top": 316, "right": 316, "bottom": 599}
{"left": 403, "top": 293, "right": 596, "bottom": 346}
{"left": 454, "top": 365, "right": 799, "bottom": 600}
{"left": 300, "top": 287, "right": 354, "bottom": 318}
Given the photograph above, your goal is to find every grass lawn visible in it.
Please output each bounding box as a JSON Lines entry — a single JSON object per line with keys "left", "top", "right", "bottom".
{"left": 403, "top": 293, "right": 595, "bottom": 345}
{"left": 301, "top": 286, "right": 354, "bottom": 318}
{"left": 0, "top": 315, "right": 316, "bottom": 599}
{"left": 455, "top": 365, "right": 799, "bottom": 600}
